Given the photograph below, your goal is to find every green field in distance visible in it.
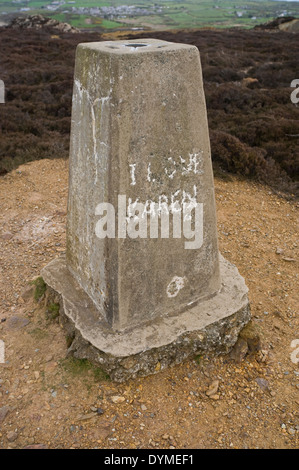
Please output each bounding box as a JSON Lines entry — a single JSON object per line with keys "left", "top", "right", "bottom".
{"left": 0, "top": 0, "right": 298, "bottom": 30}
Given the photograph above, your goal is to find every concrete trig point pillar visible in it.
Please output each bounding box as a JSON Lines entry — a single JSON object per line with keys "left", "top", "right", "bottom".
{"left": 42, "top": 39, "right": 250, "bottom": 382}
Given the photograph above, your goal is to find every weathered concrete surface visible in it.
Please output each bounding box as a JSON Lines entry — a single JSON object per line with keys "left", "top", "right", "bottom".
{"left": 67, "top": 39, "right": 220, "bottom": 332}
{"left": 41, "top": 254, "right": 250, "bottom": 382}
{"left": 41, "top": 39, "right": 251, "bottom": 381}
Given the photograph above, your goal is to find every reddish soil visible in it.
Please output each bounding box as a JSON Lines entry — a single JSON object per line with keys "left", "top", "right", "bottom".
{"left": 0, "top": 159, "right": 298, "bottom": 449}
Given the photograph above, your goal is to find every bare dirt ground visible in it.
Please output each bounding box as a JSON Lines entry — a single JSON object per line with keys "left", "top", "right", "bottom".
{"left": 0, "top": 158, "right": 298, "bottom": 449}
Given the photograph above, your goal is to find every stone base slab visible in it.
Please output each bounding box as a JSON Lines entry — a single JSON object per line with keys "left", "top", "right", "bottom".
{"left": 41, "top": 254, "right": 250, "bottom": 382}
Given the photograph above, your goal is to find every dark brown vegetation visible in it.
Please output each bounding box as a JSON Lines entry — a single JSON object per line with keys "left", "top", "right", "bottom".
{"left": 0, "top": 25, "right": 298, "bottom": 195}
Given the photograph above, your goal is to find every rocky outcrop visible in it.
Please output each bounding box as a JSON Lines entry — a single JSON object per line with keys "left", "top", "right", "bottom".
{"left": 278, "top": 19, "right": 299, "bottom": 33}
{"left": 7, "top": 14, "right": 79, "bottom": 34}
{"left": 254, "top": 16, "right": 299, "bottom": 32}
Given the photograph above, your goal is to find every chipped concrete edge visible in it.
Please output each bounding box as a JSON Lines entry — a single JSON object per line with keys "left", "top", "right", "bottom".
{"left": 41, "top": 254, "right": 250, "bottom": 382}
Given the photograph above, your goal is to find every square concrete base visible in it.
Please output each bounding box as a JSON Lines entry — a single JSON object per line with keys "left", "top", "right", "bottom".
{"left": 41, "top": 254, "right": 250, "bottom": 382}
